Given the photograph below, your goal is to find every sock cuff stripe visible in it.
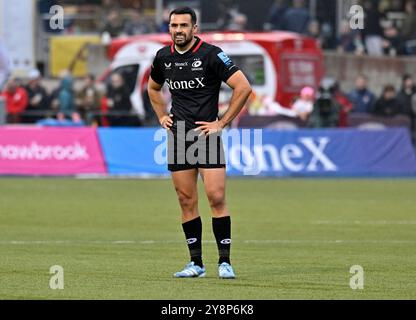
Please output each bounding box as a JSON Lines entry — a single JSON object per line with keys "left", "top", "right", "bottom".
{"left": 182, "top": 216, "right": 202, "bottom": 227}
{"left": 190, "top": 249, "right": 202, "bottom": 257}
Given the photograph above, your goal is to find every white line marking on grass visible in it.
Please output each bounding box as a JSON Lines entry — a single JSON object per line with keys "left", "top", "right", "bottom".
{"left": 243, "top": 240, "right": 416, "bottom": 244}
{"left": 0, "top": 240, "right": 415, "bottom": 245}
{"left": 312, "top": 220, "right": 416, "bottom": 225}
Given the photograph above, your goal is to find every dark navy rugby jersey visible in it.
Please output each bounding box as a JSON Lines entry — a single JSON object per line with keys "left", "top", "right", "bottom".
{"left": 150, "top": 36, "right": 239, "bottom": 129}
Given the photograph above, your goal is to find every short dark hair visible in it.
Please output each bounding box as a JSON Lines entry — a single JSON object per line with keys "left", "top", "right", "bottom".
{"left": 402, "top": 73, "right": 412, "bottom": 82}
{"left": 169, "top": 7, "right": 197, "bottom": 25}
{"left": 383, "top": 84, "right": 396, "bottom": 93}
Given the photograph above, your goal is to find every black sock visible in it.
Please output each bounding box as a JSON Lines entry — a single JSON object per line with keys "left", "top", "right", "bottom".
{"left": 182, "top": 217, "right": 203, "bottom": 267}
{"left": 212, "top": 216, "right": 231, "bottom": 265}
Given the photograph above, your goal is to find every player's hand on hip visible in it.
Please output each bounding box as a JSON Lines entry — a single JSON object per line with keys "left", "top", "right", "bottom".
{"left": 159, "top": 114, "right": 173, "bottom": 130}
{"left": 195, "top": 120, "right": 225, "bottom": 136}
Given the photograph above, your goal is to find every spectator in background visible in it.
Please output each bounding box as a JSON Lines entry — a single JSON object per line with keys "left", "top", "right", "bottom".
{"left": 397, "top": 74, "right": 416, "bottom": 131}
{"left": 23, "top": 69, "right": 50, "bottom": 123}
{"left": 106, "top": 73, "right": 134, "bottom": 126}
{"left": 337, "top": 19, "right": 365, "bottom": 55}
{"left": 401, "top": 0, "right": 416, "bottom": 54}
{"left": 281, "top": 0, "right": 310, "bottom": 35}
{"left": 308, "top": 82, "right": 341, "bottom": 128}
{"left": 123, "top": 9, "right": 150, "bottom": 36}
{"left": 291, "top": 86, "right": 315, "bottom": 121}
{"left": 265, "top": 0, "right": 288, "bottom": 30}
{"left": 382, "top": 23, "right": 403, "bottom": 56}
{"left": 362, "top": 0, "right": 384, "bottom": 56}
{"left": 107, "top": 73, "right": 132, "bottom": 111}
{"left": 230, "top": 14, "right": 248, "bottom": 31}
{"left": 226, "top": 10, "right": 248, "bottom": 31}
{"left": 76, "top": 74, "right": 101, "bottom": 124}
{"left": 216, "top": 0, "right": 234, "bottom": 30}
{"left": 333, "top": 81, "right": 354, "bottom": 128}
{"left": 306, "top": 20, "right": 322, "bottom": 44}
{"left": 157, "top": 7, "right": 170, "bottom": 33}
{"left": 320, "top": 77, "right": 354, "bottom": 127}
{"left": 102, "top": 9, "right": 126, "bottom": 38}
{"left": 348, "top": 75, "right": 376, "bottom": 113}
{"left": 373, "top": 84, "right": 405, "bottom": 117}
{"left": 305, "top": 20, "right": 333, "bottom": 49}
{"left": 57, "top": 73, "right": 77, "bottom": 119}
{"left": 397, "top": 74, "right": 416, "bottom": 114}
{"left": 1, "top": 78, "right": 28, "bottom": 124}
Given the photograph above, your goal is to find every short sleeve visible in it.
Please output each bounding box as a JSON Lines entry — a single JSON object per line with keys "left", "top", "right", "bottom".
{"left": 209, "top": 47, "right": 239, "bottom": 83}
{"left": 150, "top": 53, "right": 165, "bottom": 85}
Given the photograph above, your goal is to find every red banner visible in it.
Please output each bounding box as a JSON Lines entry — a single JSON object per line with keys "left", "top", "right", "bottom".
{"left": 0, "top": 127, "right": 106, "bottom": 175}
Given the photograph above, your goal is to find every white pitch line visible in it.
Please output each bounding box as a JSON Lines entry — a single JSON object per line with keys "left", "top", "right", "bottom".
{"left": 0, "top": 240, "right": 415, "bottom": 245}
{"left": 243, "top": 240, "right": 416, "bottom": 244}
{"left": 311, "top": 220, "right": 416, "bottom": 225}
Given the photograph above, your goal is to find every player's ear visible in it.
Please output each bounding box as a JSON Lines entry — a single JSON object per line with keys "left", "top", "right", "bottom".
{"left": 193, "top": 23, "right": 198, "bottom": 33}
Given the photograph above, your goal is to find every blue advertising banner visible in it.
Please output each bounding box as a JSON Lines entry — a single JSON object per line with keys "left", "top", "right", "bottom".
{"left": 98, "top": 128, "right": 416, "bottom": 177}
{"left": 98, "top": 128, "right": 169, "bottom": 175}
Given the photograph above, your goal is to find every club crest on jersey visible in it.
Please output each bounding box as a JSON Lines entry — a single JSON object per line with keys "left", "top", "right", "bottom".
{"left": 165, "top": 77, "right": 205, "bottom": 90}
{"left": 191, "top": 60, "right": 203, "bottom": 71}
{"left": 192, "top": 60, "right": 202, "bottom": 68}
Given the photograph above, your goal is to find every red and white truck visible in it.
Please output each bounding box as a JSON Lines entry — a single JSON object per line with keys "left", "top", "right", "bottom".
{"left": 103, "top": 31, "right": 324, "bottom": 122}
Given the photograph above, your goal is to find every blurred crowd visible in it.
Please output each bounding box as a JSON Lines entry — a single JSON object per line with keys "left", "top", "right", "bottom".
{"left": 0, "top": 69, "right": 144, "bottom": 127}
{"left": 242, "top": 72, "right": 416, "bottom": 140}
{"left": 265, "top": 0, "right": 416, "bottom": 56}
{"left": 38, "top": 0, "right": 416, "bottom": 57}
{"left": 1, "top": 68, "right": 415, "bottom": 134}
{"left": 1, "top": 0, "right": 416, "bottom": 134}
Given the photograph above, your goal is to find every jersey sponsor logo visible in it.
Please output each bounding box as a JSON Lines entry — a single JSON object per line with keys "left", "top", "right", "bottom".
{"left": 192, "top": 60, "right": 202, "bottom": 68}
{"left": 217, "top": 52, "right": 233, "bottom": 67}
{"left": 175, "top": 62, "right": 188, "bottom": 67}
{"left": 220, "top": 239, "right": 232, "bottom": 245}
{"left": 165, "top": 77, "right": 205, "bottom": 90}
{"left": 186, "top": 238, "right": 197, "bottom": 244}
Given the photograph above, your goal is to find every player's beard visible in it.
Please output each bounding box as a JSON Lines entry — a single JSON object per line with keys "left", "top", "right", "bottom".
{"left": 173, "top": 31, "right": 194, "bottom": 49}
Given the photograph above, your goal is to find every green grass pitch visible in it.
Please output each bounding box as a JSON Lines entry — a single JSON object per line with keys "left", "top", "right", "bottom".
{"left": 0, "top": 178, "right": 415, "bottom": 299}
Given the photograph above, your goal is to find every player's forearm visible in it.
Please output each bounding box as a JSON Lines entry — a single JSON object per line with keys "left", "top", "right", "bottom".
{"left": 219, "top": 85, "right": 252, "bottom": 127}
{"left": 148, "top": 88, "right": 168, "bottom": 120}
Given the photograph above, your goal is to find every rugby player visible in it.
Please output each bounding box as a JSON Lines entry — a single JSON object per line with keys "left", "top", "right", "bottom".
{"left": 148, "top": 7, "right": 252, "bottom": 279}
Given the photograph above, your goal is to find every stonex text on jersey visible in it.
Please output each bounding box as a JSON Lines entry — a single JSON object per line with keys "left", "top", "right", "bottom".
{"left": 165, "top": 77, "right": 206, "bottom": 90}
{"left": 150, "top": 36, "right": 240, "bottom": 128}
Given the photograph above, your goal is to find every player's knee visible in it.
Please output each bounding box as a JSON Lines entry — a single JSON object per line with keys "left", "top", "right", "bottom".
{"left": 176, "top": 190, "right": 197, "bottom": 210}
{"left": 207, "top": 190, "right": 225, "bottom": 210}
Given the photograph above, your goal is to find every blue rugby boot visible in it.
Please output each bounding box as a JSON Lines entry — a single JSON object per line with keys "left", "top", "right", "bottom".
{"left": 174, "top": 262, "right": 206, "bottom": 278}
{"left": 218, "top": 262, "right": 236, "bottom": 279}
